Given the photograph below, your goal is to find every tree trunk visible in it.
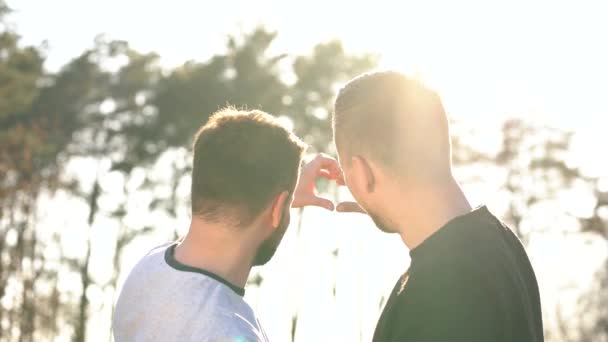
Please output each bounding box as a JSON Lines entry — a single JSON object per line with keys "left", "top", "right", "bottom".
{"left": 74, "top": 178, "right": 100, "bottom": 342}
{"left": 0, "top": 228, "right": 6, "bottom": 335}
{"left": 19, "top": 228, "right": 36, "bottom": 342}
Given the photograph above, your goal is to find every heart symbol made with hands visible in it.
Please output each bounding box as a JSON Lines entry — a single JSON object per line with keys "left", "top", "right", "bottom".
{"left": 291, "top": 154, "right": 366, "bottom": 214}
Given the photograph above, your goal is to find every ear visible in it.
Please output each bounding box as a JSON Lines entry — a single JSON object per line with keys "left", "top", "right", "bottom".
{"left": 350, "top": 156, "right": 376, "bottom": 194}
{"left": 270, "top": 191, "right": 290, "bottom": 229}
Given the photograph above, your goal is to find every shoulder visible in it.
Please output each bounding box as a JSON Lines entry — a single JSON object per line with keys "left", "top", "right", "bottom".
{"left": 125, "top": 242, "right": 177, "bottom": 278}
{"left": 197, "top": 287, "right": 266, "bottom": 339}
{"left": 387, "top": 269, "right": 495, "bottom": 340}
{"left": 200, "top": 306, "right": 266, "bottom": 342}
{"left": 114, "top": 243, "right": 177, "bottom": 310}
{"left": 397, "top": 254, "right": 494, "bottom": 316}
{"left": 144, "top": 241, "right": 175, "bottom": 258}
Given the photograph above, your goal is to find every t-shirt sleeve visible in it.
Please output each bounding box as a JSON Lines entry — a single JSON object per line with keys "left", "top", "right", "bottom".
{"left": 204, "top": 312, "right": 268, "bottom": 342}
{"left": 390, "top": 270, "right": 495, "bottom": 342}
{"left": 204, "top": 327, "right": 266, "bottom": 342}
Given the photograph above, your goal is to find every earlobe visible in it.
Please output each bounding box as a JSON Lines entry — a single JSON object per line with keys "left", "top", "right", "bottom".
{"left": 271, "top": 191, "right": 289, "bottom": 229}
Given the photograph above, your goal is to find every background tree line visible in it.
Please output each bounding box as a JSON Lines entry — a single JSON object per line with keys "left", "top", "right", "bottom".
{"left": 0, "top": 1, "right": 606, "bottom": 341}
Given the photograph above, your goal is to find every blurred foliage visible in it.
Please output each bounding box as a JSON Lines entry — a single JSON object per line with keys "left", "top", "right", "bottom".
{"left": 0, "top": 0, "right": 606, "bottom": 341}
{"left": 456, "top": 119, "right": 608, "bottom": 342}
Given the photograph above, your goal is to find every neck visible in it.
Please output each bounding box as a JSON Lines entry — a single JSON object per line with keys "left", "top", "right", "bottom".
{"left": 174, "top": 218, "right": 259, "bottom": 289}
{"left": 391, "top": 176, "right": 472, "bottom": 250}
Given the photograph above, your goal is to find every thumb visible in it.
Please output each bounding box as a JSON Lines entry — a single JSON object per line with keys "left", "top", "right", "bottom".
{"left": 311, "top": 197, "right": 335, "bottom": 211}
{"left": 336, "top": 201, "right": 366, "bottom": 214}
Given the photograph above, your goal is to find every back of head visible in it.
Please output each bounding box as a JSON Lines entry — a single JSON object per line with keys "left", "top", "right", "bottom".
{"left": 333, "top": 71, "right": 452, "bottom": 180}
{"left": 191, "top": 108, "right": 306, "bottom": 226}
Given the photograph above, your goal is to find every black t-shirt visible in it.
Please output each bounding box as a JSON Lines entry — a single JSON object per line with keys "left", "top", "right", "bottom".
{"left": 372, "top": 206, "right": 543, "bottom": 342}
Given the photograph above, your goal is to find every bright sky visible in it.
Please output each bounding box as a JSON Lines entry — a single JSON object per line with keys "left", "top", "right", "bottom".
{"left": 11, "top": 0, "right": 608, "bottom": 129}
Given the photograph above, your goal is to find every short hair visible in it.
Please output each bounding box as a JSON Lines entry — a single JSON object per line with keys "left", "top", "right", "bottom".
{"left": 333, "top": 71, "right": 451, "bottom": 178}
{"left": 191, "top": 108, "right": 307, "bottom": 225}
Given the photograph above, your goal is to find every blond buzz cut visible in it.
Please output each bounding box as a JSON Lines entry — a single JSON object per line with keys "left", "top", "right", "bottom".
{"left": 333, "top": 71, "right": 452, "bottom": 179}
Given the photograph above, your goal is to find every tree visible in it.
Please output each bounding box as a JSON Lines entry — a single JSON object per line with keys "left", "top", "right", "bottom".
{"left": 453, "top": 118, "right": 608, "bottom": 341}
{"left": 0, "top": 17, "right": 377, "bottom": 340}
{"left": 0, "top": 2, "right": 56, "bottom": 340}
{"left": 287, "top": 40, "right": 377, "bottom": 151}
{"left": 573, "top": 181, "right": 608, "bottom": 342}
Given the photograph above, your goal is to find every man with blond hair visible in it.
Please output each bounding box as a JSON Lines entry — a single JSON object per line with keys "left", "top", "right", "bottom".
{"left": 330, "top": 71, "right": 543, "bottom": 341}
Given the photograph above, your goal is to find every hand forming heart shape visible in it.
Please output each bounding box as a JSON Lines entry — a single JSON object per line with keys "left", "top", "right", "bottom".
{"left": 291, "top": 154, "right": 366, "bottom": 214}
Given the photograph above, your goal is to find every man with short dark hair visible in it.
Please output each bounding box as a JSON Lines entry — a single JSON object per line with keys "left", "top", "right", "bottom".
{"left": 331, "top": 71, "right": 544, "bottom": 341}
{"left": 113, "top": 108, "right": 340, "bottom": 341}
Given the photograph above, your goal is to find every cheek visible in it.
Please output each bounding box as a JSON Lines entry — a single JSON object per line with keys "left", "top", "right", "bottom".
{"left": 344, "top": 180, "right": 367, "bottom": 209}
{"left": 343, "top": 171, "right": 363, "bottom": 199}
{"left": 342, "top": 168, "right": 353, "bottom": 188}
{"left": 281, "top": 206, "right": 291, "bottom": 228}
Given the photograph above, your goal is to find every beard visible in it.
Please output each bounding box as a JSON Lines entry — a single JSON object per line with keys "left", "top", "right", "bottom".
{"left": 252, "top": 206, "right": 290, "bottom": 266}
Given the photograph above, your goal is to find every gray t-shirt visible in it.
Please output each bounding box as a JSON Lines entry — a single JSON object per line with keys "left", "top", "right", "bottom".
{"left": 113, "top": 243, "right": 269, "bottom": 342}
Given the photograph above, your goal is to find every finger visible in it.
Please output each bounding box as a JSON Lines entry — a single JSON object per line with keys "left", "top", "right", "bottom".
{"left": 305, "top": 154, "right": 342, "bottom": 180}
{"left": 303, "top": 154, "right": 343, "bottom": 180}
{"left": 335, "top": 172, "right": 346, "bottom": 185}
{"left": 317, "top": 169, "right": 344, "bottom": 184}
{"left": 336, "top": 201, "right": 366, "bottom": 213}
{"left": 292, "top": 194, "right": 335, "bottom": 211}
{"left": 310, "top": 197, "right": 335, "bottom": 211}
{"left": 313, "top": 154, "right": 340, "bottom": 173}
{"left": 317, "top": 169, "right": 332, "bottom": 179}
{"left": 314, "top": 154, "right": 345, "bottom": 182}
{"left": 317, "top": 168, "right": 345, "bottom": 184}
